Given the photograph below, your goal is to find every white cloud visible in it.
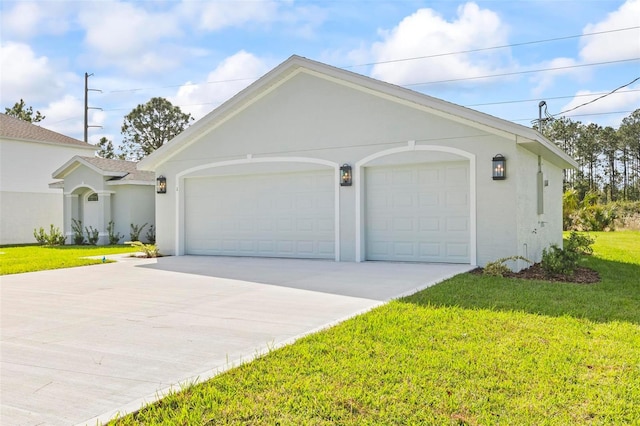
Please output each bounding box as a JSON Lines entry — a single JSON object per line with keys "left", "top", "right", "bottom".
{"left": 560, "top": 86, "right": 640, "bottom": 122}
{"left": 78, "top": 1, "right": 183, "bottom": 74}
{"left": 0, "top": 1, "right": 71, "bottom": 39}
{"left": 0, "top": 42, "right": 76, "bottom": 105}
{"left": 369, "top": 2, "right": 511, "bottom": 87}
{"left": 39, "top": 95, "right": 86, "bottom": 140}
{"left": 580, "top": 0, "right": 640, "bottom": 62}
{"left": 170, "top": 51, "right": 271, "bottom": 121}
{"left": 178, "top": 0, "right": 280, "bottom": 31}
{"left": 529, "top": 57, "right": 582, "bottom": 95}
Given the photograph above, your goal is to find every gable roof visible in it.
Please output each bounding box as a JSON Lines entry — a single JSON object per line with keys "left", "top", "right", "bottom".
{"left": 138, "top": 55, "right": 578, "bottom": 171}
{"left": 52, "top": 155, "right": 155, "bottom": 184}
{"left": 0, "top": 113, "right": 96, "bottom": 150}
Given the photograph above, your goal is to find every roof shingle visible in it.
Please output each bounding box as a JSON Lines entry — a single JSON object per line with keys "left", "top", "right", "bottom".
{"left": 0, "top": 113, "right": 95, "bottom": 149}
{"left": 78, "top": 156, "right": 155, "bottom": 182}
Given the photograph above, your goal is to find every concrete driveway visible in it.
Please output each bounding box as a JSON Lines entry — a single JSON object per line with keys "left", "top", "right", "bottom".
{"left": 0, "top": 255, "right": 472, "bottom": 425}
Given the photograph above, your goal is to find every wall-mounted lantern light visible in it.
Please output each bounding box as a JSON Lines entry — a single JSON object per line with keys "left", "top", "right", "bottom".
{"left": 492, "top": 154, "right": 506, "bottom": 180}
{"left": 156, "top": 175, "right": 167, "bottom": 194}
{"left": 340, "top": 164, "right": 352, "bottom": 186}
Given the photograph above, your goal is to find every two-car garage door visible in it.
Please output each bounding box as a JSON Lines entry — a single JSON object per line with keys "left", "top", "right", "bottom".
{"left": 183, "top": 161, "right": 470, "bottom": 264}
{"left": 184, "top": 170, "right": 335, "bottom": 259}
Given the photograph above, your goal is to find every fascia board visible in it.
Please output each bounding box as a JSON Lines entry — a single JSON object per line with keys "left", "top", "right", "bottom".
{"left": 106, "top": 180, "right": 154, "bottom": 186}
{"left": 52, "top": 156, "right": 128, "bottom": 179}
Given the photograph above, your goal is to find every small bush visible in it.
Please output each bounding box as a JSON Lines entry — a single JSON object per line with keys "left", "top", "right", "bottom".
{"left": 33, "top": 224, "right": 66, "bottom": 246}
{"left": 130, "top": 223, "right": 148, "bottom": 241}
{"left": 85, "top": 226, "right": 99, "bottom": 245}
{"left": 541, "top": 231, "right": 594, "bottom": 276}
{"left": 483, "top": 256, "right": 532, "bottom": 277}
{"left": 107, "top": 221, "right": 124, "bottom": 245}
{"left": 71, "top": 219, "right": 85, "bottom": 245}
{"left": 125, "top": 240, "right": 160, "bottom": 258}
{"left": 145, "top": 224, "right": 156, "bottom": 244}
{"left": 565, "top": 231, "right": 594, "bottom": 256}
{"left": 542, "top": 245, "right": 577, "bottom": 276}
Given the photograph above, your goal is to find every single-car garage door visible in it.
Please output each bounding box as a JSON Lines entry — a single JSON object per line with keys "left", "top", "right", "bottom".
{"left": 185, "top": 170, "right": 335, "bottom": 259}
{"left": 365, "top": 161, "right": 470, "bottom": 263}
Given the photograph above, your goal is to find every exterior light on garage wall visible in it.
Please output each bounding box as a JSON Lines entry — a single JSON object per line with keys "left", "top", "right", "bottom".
{"left": 156, "top": 175, "right": 167, "bottom": 194}
{"left": 340, "top": 164, "right": 352, "bottom": 186}
{"left": 492, "top": 154, "right": 506, "bottom": 180}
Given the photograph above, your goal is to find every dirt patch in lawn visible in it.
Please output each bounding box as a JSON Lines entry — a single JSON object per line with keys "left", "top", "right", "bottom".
{"left": 471, "top": 263, "right": 600, "bottom": 284}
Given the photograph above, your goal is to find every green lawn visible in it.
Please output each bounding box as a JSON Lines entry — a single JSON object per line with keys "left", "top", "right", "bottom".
{"left": 0, "top": 245, "right": 138, "bottom": 275}
{"left": 104, "top": 231, "right": 636, "bottom": 424}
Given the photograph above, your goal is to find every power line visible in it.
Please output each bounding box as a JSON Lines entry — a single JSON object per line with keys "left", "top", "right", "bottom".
{"left": 512, "top": 110, "right": 636, "bottom": 123}
{"left": 343, "top": 26, "right": 640, "bottom": 69}
{"left": 99, "top": 26, "right": 639, "bottom": 95}
{"left": 552, "top": 76, "right": 640, "bottom": 116}
{"left": 404, "top": 58, "right": 640, "bottom": 87}
{"left": 466, "top": 89, "right": 640, "bottom": 107}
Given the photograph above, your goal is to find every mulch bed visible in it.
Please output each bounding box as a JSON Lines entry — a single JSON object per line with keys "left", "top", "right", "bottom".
{"left": 470, "top": 262, "right": 600, "bottom": 284}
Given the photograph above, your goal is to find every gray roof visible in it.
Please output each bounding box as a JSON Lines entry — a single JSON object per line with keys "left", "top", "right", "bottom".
{"left": 79, "top": 156, "right": 155, "bottom": 182}
{"left": 0, "top": 113, "right": 95, "bottom": 149}
{"left": 52, "top": 155, "right": 155, "bottom": 183}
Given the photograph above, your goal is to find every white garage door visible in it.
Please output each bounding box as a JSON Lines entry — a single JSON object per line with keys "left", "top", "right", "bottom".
{"left": 185, "top": 170, "right": 335, "bottom": 259}
{"left": 365, "top": 161, "right": 470, "bottom": 263}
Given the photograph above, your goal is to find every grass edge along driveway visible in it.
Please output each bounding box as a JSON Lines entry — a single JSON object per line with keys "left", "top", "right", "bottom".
{"left": 0, "top": 245, "right": 138, "bottom": 275}
{"left": 111, "top": 231, "right": 640, "bottom": 425}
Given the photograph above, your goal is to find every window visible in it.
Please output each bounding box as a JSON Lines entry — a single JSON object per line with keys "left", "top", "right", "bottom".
{"left": 88, "top": 193, "right": 98, "bottom": 202}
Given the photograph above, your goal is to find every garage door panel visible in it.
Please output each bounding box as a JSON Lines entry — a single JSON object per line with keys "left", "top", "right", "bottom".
{"left": 185, "top": 170, "right": 334, "bottom": 259}
{"left": 366, "top": 162, "right": 470, "bottom": 263}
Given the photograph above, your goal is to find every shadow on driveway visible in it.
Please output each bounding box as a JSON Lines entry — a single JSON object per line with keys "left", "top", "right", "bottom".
{"left": 138, "top": 255, "right": 474, "bottom": 301}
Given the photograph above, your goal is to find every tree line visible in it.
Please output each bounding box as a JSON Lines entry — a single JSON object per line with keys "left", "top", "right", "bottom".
{"left": 541, "top": 109, "right": 640, "bottom": 202}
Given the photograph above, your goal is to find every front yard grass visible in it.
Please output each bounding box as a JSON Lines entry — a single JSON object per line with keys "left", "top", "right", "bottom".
{"left": 109, "top": 231, "right": 638, "bottom": 424}
{"left": 0, "top": 245, "right": 138, "bottom": 275}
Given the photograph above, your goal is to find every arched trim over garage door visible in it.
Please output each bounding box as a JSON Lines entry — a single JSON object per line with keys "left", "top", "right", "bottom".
{"left": 355, "top": 142, "right": 476, "bottom": 265}
{"left": 175, "top": 157, "right": 341, "bottom": 260}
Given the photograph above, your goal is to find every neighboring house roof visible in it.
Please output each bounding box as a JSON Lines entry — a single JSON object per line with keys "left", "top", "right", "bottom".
{"left": 0, "top": 113, "right": 96, "bottom": 150}
{"left": 138, "top": 55, "right": 578, "bottom": 171}
{"left": 52, "top": 155, "right": 155, "bottom": 185}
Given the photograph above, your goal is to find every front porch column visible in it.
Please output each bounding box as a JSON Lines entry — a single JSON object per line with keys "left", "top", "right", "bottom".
{"left": 99, "top": 192, "right": 113, "bottom": 245}
{"left": 64, "top": 194, "right": 79, "bottom": 245}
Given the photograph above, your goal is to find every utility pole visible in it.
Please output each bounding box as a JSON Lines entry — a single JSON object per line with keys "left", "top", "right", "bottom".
{"left": 84, "top": 72, "right": 102, "bottom": 142}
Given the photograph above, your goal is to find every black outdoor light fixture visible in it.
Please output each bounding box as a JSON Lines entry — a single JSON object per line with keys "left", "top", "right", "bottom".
{"left": 492, "top": 154, "right": 506, "bottom": 180}
{"left": 340, "top": 164, "right": 352, "bottom": 186}
{"left": 156, "top": 175, "right": 167, "bottom": 194}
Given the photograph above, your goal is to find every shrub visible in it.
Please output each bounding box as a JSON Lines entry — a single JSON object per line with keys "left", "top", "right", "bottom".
{"left": 130, "top": 223, "right": 148, "bottom": 241}
{"left": 33, "top": 224, "right": 66, "bottom": 246}
{"left": 107, "top": 221, "right": 124, "bottom": 245}
{"left": 564, "top": 231, "right": 594, "bottom": 256}
{"left": 542, "top": 245, "right": 578, "bottom": 276}
{"left": 71, "top": 219, "right": 85, "bottom": 245}
{"left": 483, "top": 256, "right": 532, "bottom": 277}
{"left": 85, "top": 226, "right": 99, "bottom": 245}
{"left": 125, "top": 240, "right": 160, "bottom": 258}
{"left": 541, "top": 231, "right": 594, "bottom": 276}
{"left": 145, "top": 224, "right": 156, "bottom": 244}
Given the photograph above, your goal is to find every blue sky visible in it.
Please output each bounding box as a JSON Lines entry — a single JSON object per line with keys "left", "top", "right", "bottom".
{"left": 1, "top": 0, "right": 638, "bottom": 149}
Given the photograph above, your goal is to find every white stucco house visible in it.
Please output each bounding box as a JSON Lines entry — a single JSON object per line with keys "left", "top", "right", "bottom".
{"left": 138, "top": 55, "right": 577, "bottom": 269}
{"left": 0, "top": 113, "right": 96, "bottom": 245}
{"left": 51, "top": 156, "right": 156, "bottom": 245}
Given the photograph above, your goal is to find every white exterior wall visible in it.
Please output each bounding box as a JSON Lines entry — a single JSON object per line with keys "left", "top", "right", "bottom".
{"left": 0, "top": 139, "right": 94, "bottom": 245}
{"left": 151, "top": 70, "right": 567, "bottom": 267}
{"left": 111, "top": 185, "right": 156, "bottom": 243}
{"left": 515, "top": 146, "right": 564, "bottom": 270}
